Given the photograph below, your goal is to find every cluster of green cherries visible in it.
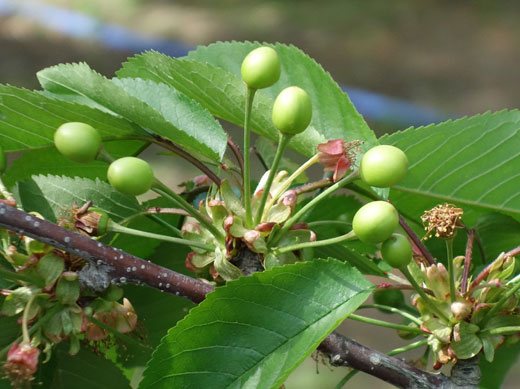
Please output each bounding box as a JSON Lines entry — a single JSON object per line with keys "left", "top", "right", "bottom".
{"left": 52, "top": 45, "right": 413, "bottom": 274}
{"left": 241, "top": 46, "right": 411, "bottom": 268}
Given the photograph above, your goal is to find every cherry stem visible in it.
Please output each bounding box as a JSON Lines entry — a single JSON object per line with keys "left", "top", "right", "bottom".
{"left": 243, "top": 87, "right": 257, "bottom": 228}
{"left": 255, "top": 133, "right": 291, "bottom": 224}
{"left": 270, "top": 170, "right": 359, "bottom": 246}
{"left": 481, "top": 326, "right": 520, "bottom": 337}
{"left": 153, "top": 183, "right": 224, "bottom": 241}
{"left": 96, "top": 146, "right": 115, "bottom": 163}
{"left": 307, "top": 220, "right": 351, "bottom": 229}
{"left": 400, "top": 266, "right": 450, "bottom": 323}
{"left": 398, "top": 215, "right": 435, "bottom": 266}
{"left": 108, "top": 221, "right": 214, "bottom": 251}
{"left": 358, "top": 304, "right": 422, "bottom": 325}
{"left": 276, "top": 230, "right": 356, "bottom": 254}
{"left": 266, "top": 153, "right": 321, "bottom": 207}
{"left": 348, "top": 313, "right": 424, "bottom": 334}
{"left": 0, "top": 304, "right": 61, "bottom": 360}
{"left": 21, "top": 294, "right": 37, "bottom": 344}
{"left": 461, "top": 229, "right": 475, "bottom": 294}
{"left": 446, "top": 238, "right": 456, "bottom": 303}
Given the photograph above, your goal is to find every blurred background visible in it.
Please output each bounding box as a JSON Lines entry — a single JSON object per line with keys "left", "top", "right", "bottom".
{"left": 1, "top": 0, "right": 518, "bottom": 387}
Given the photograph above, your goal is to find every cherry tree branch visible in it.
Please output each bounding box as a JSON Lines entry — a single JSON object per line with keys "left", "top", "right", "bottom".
{"left": 0, "top": 203, "right": 467, "bottom": 388}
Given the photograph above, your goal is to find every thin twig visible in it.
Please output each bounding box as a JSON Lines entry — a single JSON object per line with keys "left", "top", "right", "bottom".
{"left": 399, "top": 215, "right": 435, "bottom": 266}
{"left": 227, "top": 137, "right": 244, "bottom": 177}
{"left": 0, "top": 203, "right": 456, "bottom": 388}
{"left": 252, "top": 146, "right": 269, "bottom": 171}
{"left": 318, "top": 333, "right": 449, "bottom": 388}
{"left": 505, "top": 245, "right": 520, "bottom": 258}
{"left": 151, "top": 135, "right": 221, "bottom": 186}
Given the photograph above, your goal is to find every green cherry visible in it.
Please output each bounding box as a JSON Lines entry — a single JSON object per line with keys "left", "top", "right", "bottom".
{"left": 107, "top": 157, "right": 154, "bottom": 196}
{"left": 360, "top": 145, "right": 408, "bottom": 188}
{"left": 352, "top": 201, "right": 399, "bottom": 244}
{"left": 381, "top": 233, "right": 413, "bottom": 268}
{"left": 241, "top": 46, "right": 281, "bottom": 90}
{"left": 272, "top": 86, "right": 312, "bottom": 135}
{"left": 54, "top": 122, "right": 102, "bottom": 163}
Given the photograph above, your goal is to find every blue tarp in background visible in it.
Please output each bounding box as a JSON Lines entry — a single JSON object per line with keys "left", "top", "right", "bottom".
{"left": 0, "top": 0, "right": 447, "bottom": 127}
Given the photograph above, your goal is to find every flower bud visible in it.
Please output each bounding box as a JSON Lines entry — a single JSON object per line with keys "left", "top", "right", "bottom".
{"left": 450, "top": 300, "right": 472, "bottom": 321}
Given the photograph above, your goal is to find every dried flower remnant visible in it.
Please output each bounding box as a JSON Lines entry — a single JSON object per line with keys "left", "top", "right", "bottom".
{"left": 4, "top": 343, "right": 40, "bottom": 387}
{"left": 317, "top": 139, "right": 361, "bottom": 182}
{"left": 421, "top": 203, "right": 463, "bottom": 239}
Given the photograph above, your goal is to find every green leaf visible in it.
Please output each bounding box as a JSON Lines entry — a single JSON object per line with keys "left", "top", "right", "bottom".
{"left": 186, "top": 41, "right": 377, "bottom": 151}
{"left": 475, "top": 213, "right": 520, "bottom": 262}
{"left": 480, "top": 344, "right": 520, "bottom": 389}
{"left": 3, "top": 140, "right": 148, "bottom": 188}
{"left": 383, "top": 111, "right": 520, "bottom": 223}
{"left": 0, "top": 84, "right": 143, "bottom": 153}
{"left": 37, "top": 344, "right": 131, "bottom": 389}
{"left": 140, "top": 259, "right": 372, "bottom": 389}
{"left": 0, "top": 316, "right": 19, "bottom": 349}
{"left": 36, "top": 253, "right": 65, "bottom": 288}
{"left": 450, "top": 322, "right": 482, "bottom": 359}
{"left": 37, "top": 63, "right": 226, "bottom": 161}
{"left": 15, "top": 175, "right": 141, "bottom": 223}
{"left": 117, "top": 52, "right": 322, "bottom": 157}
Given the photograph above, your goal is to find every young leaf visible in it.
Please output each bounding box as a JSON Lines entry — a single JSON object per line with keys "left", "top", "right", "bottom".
{"left": 117, "top": 51, "right": 324, "bottom": 157}
{"left": 186, "top": 41, "right": 377, "bottom": 150}
{"left": 37, "top": 63, "right": 227, "bottom": 161}
{"left": 15, "top": 175, "right": 141, "bottom": 223}
{"left": 0, "top": 84, "right": 144, "bottom": 153}
{"left": 140, "top": 259, "right": 372, "bottom": 389}
{"left": 383, "top": 110, "right": 520, "bottom": 223}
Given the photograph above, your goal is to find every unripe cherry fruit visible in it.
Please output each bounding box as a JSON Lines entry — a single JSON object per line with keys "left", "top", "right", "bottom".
{"left": 381, "top": 233, "right": 412, "bottom": 268}
{"left": 352, "top": 201, "right": 399, "bottom": 244}
{"left": 107, "top": 157, "right": 154, "bottom": 196}
{"left": 360, "top": 145, "right": 408, "bottom": 188}
{"left": 272, "top": 86, "right": 312, "bottom": 135}
{"left": 241, "top": 46, "right": 281, "bottom": 90}
{"left": 54, "top": 122, "right": 102, "bottom": 163}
